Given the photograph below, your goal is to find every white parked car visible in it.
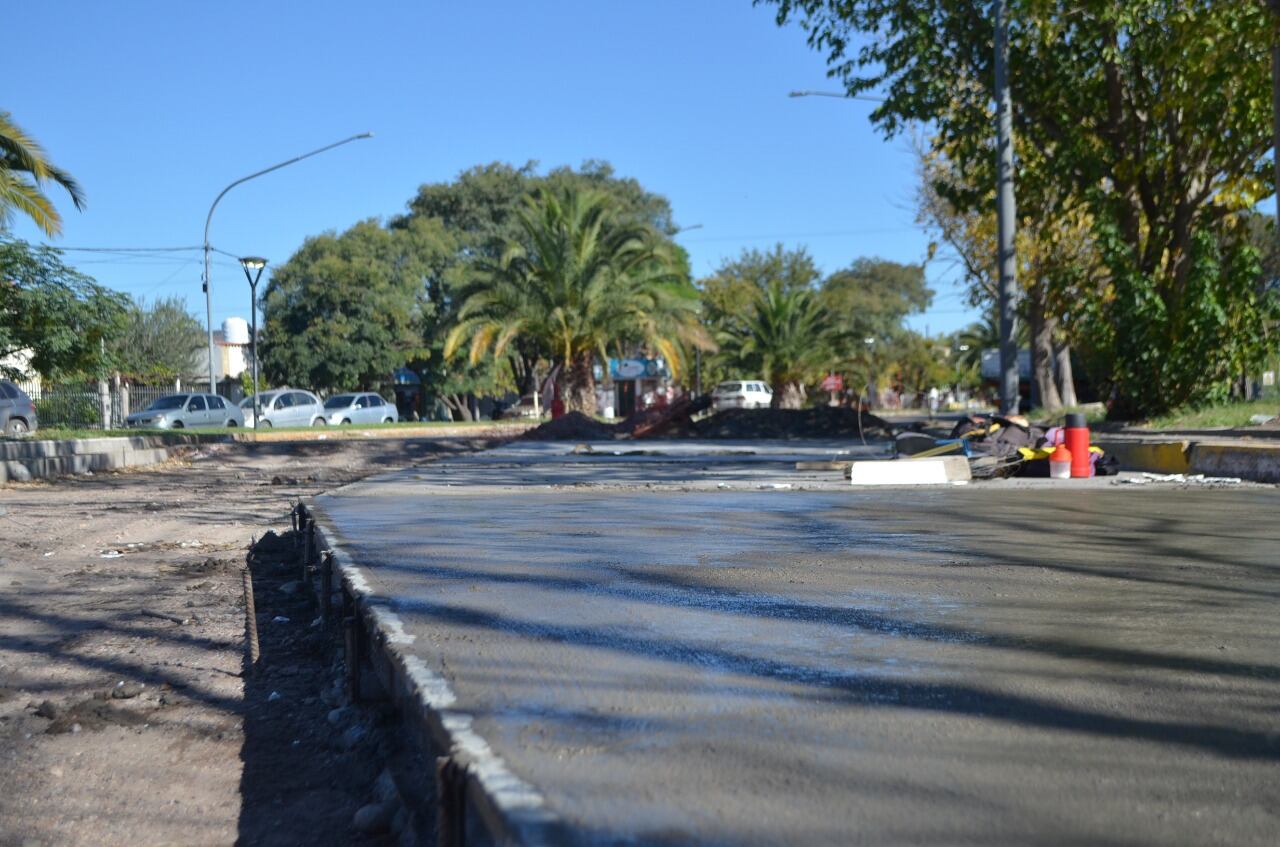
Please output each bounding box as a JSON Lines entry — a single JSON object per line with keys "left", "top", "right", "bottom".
{"left": 240, "top": 389, "right": 326, "bottom": 428}
{"left": 323, "top": 392, "right": 398, "bottom": 425}
{"left": 124, "top": 393, "right": 243, "bottom": 429}
{"left": 712, "top": 380, "right": 773, "bottom": 410}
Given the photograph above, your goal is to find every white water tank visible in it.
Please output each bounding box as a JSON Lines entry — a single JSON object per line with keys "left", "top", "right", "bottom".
{"left": 222, "top": 317, "right": 250, "bottom": 345}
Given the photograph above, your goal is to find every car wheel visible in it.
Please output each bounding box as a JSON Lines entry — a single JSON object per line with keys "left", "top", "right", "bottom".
{"left": 342, "top": 418, "right": 352, "bottom": 425}
{"left": 312, "top": 417, "right": 326, "bottom": 427}
{"left": 4, "top": 418, "right": 28, "bottom": 437}
{"left": 259, "top": 419, "right": 272, "bottom": 428}
{"left": 226, "top": 419, "right": 238, "bottom": 428}
{"left": 171, "top": 420, "right": 185, "bottom": 429}
{"left": 383, "top": 417, "right": 394, "bottom": 424}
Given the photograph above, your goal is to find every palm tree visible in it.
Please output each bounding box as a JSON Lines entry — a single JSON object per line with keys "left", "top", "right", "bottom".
{"left": 446, "top": 187, "right": 710, "bottom": 414}
{"left": 718, "top": 280, "right": 834, "bottom": 408}
{"left": 0, "top": 111, "right": 85, "bottom": 237}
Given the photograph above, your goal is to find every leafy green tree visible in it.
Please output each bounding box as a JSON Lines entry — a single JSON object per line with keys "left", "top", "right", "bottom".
{"left": 0, "top": 112, "right": 85, "bottom": 237}
{"left": 259, "top": 218, "right": 451, "bottom": 393}
{"left": 699, "top": 245, "right": 822, "bottom": 388}
{"left": 717, "top": 279, "right": 835, "bottom": 408}
{"left": 917, "top": 143, "right": 1089, "bottom": 409}
{"left": 0, "top": 240, "right": 127, "bottom": 378}
{"left": 446, "top": 187, "right": 708, "bottom": 414}
{"left": 111, "top": 296, "right": 203, "bottom": 379}
{"left": 766, "top": 0, "right": 1278, "bottom": 417}
{"left": 399, "top": 160, "right": 680, "bottom": 397}
{"left": 820, "top": 257, "right": 932, "bottom": 356}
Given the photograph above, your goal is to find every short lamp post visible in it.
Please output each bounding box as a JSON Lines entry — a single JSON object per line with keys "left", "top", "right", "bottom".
{"left": 239, "top": 256, "right": 268, "bottom": 430}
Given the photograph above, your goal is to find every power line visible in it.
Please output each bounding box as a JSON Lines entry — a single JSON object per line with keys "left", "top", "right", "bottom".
{"left": 38, "top": 245, "right": 205, "bottom": 253}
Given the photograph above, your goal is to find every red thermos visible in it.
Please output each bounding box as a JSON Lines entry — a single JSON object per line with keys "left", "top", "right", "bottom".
{"left": 1064, "top": 412, "right": 1092, "bottom": 478}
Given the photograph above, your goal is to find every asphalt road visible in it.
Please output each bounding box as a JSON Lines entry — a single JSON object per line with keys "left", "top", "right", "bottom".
{"left": 314, "top": 441, "right": 1280, "bottom": 846}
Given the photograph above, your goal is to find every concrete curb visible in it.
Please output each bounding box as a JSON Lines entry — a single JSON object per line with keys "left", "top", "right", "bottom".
{"left": 304, "top": 501, "right": 566, "bottom": 846}
{"left": 0, "top": 433, "right": 223, "bottom": 484}
{"left": 1096, "top": 437, "right": 1280, "bottom": 483}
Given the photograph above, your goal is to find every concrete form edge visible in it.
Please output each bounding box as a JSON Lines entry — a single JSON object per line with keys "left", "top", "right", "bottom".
{"left": 1096, "top": 437, "right": 1280, "bottom": 483}
{"left": 307, "top": 503, "right": 565, "bottom": 847}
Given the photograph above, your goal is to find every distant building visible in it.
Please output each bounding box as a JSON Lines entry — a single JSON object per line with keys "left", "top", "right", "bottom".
{"left": 212, "top": 317, "right": 252, "bottom": 380}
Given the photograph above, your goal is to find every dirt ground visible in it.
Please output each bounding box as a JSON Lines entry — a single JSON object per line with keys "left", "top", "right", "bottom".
{"left": 0, "top": 437, "right": 492, "bottom": 847}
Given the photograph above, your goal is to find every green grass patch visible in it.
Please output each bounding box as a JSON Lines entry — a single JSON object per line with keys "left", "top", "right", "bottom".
{"left": 1143, "top": 400, "right": 1280, "bottom": 430}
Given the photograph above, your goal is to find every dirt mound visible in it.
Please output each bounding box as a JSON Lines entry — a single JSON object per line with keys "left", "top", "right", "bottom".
{"left": 521, "top": 411, "right": 620, "bottom": 441}
{"left": 692, "top": 407, "right": 893, "bottom": 440}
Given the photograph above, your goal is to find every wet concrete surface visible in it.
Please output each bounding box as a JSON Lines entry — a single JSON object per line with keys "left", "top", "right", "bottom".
{"left": 314, "top": 441, "right": 1280, "bottom": 845}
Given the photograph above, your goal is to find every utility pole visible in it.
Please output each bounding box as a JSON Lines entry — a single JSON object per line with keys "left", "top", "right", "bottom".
{"left": 994, "top": 0, "right": 1020, "bottom": 415}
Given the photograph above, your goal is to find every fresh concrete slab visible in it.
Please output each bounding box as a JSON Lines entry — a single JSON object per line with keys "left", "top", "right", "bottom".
{"left": 313, "top": 440, "right": 1280, "bottom": 845}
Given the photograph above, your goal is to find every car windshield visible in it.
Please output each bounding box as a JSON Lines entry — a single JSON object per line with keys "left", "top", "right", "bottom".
{"left": 324, "top": 395, "right": 355, "bottom": 409}
{"left": 147, "top": 395, "right": 187, "bottom": 411}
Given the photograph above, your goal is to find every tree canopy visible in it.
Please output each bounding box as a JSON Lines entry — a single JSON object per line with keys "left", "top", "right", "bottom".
{"left": 0, "top": 111, "right": 84, "bottom": 237}
{"left": 766, "top": 0, "right": 1279, "bottom": 416}
{"left": 0, "top": 240, "right": 127, "bottom": 379}
{"left": 110, "top": 296, "right": 204, "bottom": 380}
{"left": 446, "top": 186, "right": 708, "bottom": 414}
{"left": 258, "top": 218, "right": 452, "bottom": 393}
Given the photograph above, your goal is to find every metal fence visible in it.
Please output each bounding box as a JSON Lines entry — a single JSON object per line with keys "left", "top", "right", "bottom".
{"left": 12, "top": 379, "right": 236, "bottom": 431}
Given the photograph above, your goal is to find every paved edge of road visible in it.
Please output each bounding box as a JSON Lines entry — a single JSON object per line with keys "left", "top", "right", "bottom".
{"left": 1096, "top": 436, "right": 1280, "bottom": 482}
{"left": 304, "top": 500, "right": 568, "bottom": 847}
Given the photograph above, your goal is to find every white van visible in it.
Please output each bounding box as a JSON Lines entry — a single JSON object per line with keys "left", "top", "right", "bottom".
{"left": 712, "top": 380, "right": 773, "bottom": 410}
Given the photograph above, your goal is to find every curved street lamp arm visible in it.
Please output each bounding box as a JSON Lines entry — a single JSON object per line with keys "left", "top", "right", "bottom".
{"left": 202, "top": 132, "right": 373, "bottom": 246}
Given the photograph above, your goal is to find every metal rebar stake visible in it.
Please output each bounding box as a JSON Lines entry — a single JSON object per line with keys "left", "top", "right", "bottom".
{"left": 243, "top": 542, "right": 260, "bottom": 675}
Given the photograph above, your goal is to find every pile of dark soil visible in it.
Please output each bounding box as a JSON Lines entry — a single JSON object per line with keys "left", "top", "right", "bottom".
{"left": 692, "top": 407, "right": 893, "bottom": 440}
{"left": 521, "top": 405, "right": 894, "bottom": 441}
{"left": 521, "top": 411, "right": 620, "bottom": 441}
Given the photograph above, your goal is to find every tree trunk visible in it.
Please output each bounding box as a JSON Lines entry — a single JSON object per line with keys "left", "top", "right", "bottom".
{"left": 560, "top": 354, "right": 596, "bottom": 415}
{"left": 1027, "top": 289, "right": 1062, "bottom": 412}
{"left": 442, "top": 394, "right": 473, "bottom": 422}
{"left": 772, "top": 381, "right": 805, "bottom": 409}
{"left": 1055, "top": 343, "right": 1078, "bottom": 407}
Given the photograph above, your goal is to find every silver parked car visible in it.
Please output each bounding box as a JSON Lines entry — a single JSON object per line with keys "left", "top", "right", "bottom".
{"left": 239, "top": 388, "right": 326, "bottom": 428}
{"left": 323, "top": 392, "right": 398, "bottom": 425}
{"left": 124, "top": 393, "right": 243, "bottom": 429}
{"left": 0, "top": 380, "right": 38, "bottom": 436}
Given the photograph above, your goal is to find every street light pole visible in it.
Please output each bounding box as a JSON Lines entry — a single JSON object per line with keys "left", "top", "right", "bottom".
{"left": 239, "top": 257, "right": 267, "bottom": 430}
{"left": 202, "top": 132, "right": 373, "bottom": 392}
{"left": 993, "top": 0, "right": 1020, "bottom": 415}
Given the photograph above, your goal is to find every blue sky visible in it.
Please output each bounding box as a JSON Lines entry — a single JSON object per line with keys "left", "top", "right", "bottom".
{"left": 5, "top": 0, "right": 977, "bottom": 334}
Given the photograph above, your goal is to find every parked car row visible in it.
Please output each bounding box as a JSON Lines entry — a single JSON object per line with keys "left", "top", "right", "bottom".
{"left": 123, "top": 387, "right": 399, "bottom": 430}
{"left": 0, "top": 381, "right": 404, "bottom": 437}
